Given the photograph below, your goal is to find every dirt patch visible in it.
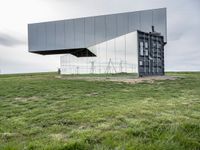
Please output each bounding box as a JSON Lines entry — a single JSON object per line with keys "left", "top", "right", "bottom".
{"left": 56, "top": 75, "right": 177, "bottom": 84}
{"left": 14, "top": 96, "right": 39, "bottom": 102}
{"left": 85, "top": 92, "right": 99, "bottom": 97}
{"left": 50, "top": 133, "right": 67, "bottom": 141}
{"left": 111, "top": 76, "right": 177, "bottom": 84}
{"left": 1, "top": 133, "right": 20, "bottom": 140}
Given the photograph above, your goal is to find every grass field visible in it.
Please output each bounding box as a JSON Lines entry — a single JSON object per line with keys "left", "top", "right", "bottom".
{"left": 0, "top": 72, "right": 200, "bottom": 150}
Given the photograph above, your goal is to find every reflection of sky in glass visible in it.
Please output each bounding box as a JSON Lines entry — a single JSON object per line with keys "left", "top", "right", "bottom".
{"left": 61, "top": 32, "right": 138, "bottom": 74}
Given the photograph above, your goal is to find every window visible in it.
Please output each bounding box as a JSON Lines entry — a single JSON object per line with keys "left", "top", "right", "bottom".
{"left": 145, "top": 50, "right": 148, "bottom": 56}
{"left": 153, "top": 42, "right": 156, "bottom": 48}
{"left": 157, "top": 43, "right": 162, "bottom": 49}
{"left": 139, "top": 61, "right": 143, "bottom": 66}
{"left": 145, "top": 42, "right": 148, "bottom": 48}
{"left": 140, "top": 42, "right": 144, "bottom": 56}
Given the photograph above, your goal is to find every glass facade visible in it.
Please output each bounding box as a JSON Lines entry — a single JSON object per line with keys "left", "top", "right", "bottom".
{"left": 60, "top": 30, "right": 165, "bottom": 76}
{"left": 60, "top": 32, "right": 138, "bottom": 74}
{"left": 28, "top": 8, "right": 167, "bottom": 54}
{"left": 28, "top": 8, "right": 166, "bottom": 76}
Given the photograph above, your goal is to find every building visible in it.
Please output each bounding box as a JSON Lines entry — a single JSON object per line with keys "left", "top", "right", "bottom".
{"left": 28, "top": 8, "right": 167, "bottom": 76}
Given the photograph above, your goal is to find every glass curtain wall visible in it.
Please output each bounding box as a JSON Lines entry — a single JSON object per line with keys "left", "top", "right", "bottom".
{"left": 60, "top": 32, "right": 138, "bottom": 74}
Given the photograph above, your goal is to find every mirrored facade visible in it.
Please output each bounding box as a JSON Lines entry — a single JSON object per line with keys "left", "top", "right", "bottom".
{"left": 60, "top": 32, "right": 138, "bottom": 74}
{"left": 28, "top": 8, "right": 167, "bottom": 76}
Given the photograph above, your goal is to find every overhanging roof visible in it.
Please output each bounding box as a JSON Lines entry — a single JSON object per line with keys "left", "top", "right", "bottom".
{"left": 28, "top": 8, "right": 167, "bottom": 56}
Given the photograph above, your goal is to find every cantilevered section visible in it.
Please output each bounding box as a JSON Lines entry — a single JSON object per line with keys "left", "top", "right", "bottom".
{"left": 33, "top": 48, "right": 96, "bottom": 57}
{"left": 28, "top": 8, "right": 167, "bottom": 56}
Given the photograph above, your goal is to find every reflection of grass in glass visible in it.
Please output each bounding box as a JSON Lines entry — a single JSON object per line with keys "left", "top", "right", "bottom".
{"left": 0, "top": 72, "right": 200, "bottom": 150}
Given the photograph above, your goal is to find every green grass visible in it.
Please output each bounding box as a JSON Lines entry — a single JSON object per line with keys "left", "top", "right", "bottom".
{"left": 0, "top": 72, "right": 200, "bottom": 150}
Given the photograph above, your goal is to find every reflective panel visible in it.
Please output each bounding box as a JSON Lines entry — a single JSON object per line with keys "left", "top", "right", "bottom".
{"left": 37, "top": 23, "right": 46, "bottom": 50}
{"left": 56, "top": 21, "right": 65, "bottom": 49}
{"left": 128, "top": 12, "right": 140, "bottom": 32}
{"left": 107, "top": 39, "right": 115, "bottom": 65}
{"left": 117, "top": 13, "right": 128, "bottom": 36}
{"left": 95, "top": 16, "right": 106, "bottom": 44}
{"left": 27, "top": 24, "right": 32, "bottom": 50}
{"left": 99, "top": 42, "right": 107, "bottom": 72}
{"left": 88, "top": 43, "right": 97, "bottom": 56}
{"left": 106, "top": 14, "right": 117, "bottom": 41}
{"left": 65, "top": 20, "right": 75, "bottom": 49}
{"left": 28, "top": 24, "right": 38, "bottom": 51}
{"left": 153, "top": 8, "right": 167, "bottom": 42}
{"left": 126, "top": 32, "right": 138, "bottom": 73}
{"left": 85, "top": 17, "right": 95, "bottom": 47}
{"left": 140, "top": 10, "right": 153, "bottom": 32}
{"left": 116, "top": 35, "right": 126, "bottom": 72}
{"left": 63, "top": 31, "right": 139, "bottom": 74}
{"left": 74, "top": 18, "right": 85, "bottom": 48}
{"left": 46, "top": 22, "right": 56, "bottom": 50}
{"left": 28, "top": 7, "right": 167, "bottom": 67}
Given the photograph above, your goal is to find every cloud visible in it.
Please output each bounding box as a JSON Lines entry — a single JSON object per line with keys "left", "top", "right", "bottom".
{"left": 0, "top": 32, "right": 25, "bottom": 47}
{"left": 0, "top": 44, "right": 60, "bottom": 74}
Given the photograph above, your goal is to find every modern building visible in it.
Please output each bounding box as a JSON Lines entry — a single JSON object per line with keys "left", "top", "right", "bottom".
{"left": 28, "top": 8, "right": 167, "bottom": 76}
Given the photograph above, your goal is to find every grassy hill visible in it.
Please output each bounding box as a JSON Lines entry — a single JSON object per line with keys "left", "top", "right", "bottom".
{"left": 0, "top": 72, "right": 200, "bottom": 150}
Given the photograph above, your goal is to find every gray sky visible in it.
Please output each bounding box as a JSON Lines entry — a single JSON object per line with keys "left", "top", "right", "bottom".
{"left": 0, "top": 0, "right": 199, "bottom": 74}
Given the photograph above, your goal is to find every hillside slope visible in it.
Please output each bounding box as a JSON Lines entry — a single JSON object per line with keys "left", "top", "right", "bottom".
{"left": 0, "top": 72, "right": 200, "bottom": 150}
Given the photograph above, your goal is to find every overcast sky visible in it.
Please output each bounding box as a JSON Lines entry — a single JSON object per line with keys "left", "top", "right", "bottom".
{"left": 0, "top": 0, "right": 199, "bottom": 74}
